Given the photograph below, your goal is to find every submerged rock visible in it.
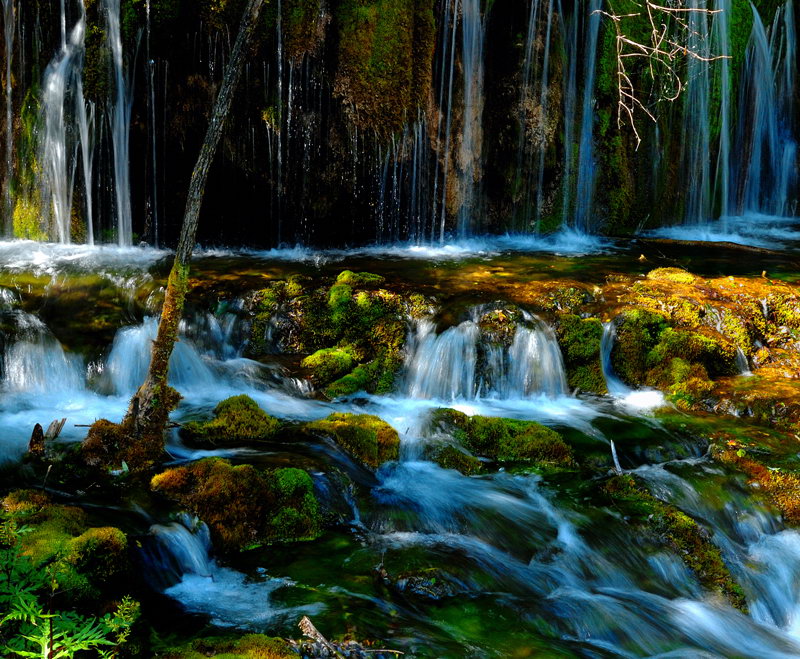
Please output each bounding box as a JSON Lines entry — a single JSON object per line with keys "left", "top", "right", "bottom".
{"left": 427, "top": 408, "right": 574, "bottom": 470}
{"left": 151, "top": 458, "right": 322, "bottom": 553}
{"left": 181, "top": 394, "right": 281, "bottom": 443}
{"left": 304, "top": 412, "right": 400, "bottom": 469}
{"left": 601, "top": 475, "right": 747, "bottom": 612}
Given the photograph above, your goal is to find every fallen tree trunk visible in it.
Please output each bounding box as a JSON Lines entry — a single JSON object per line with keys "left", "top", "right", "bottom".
{"left": 82, "top": 0, "right": 265, "bottom": 470}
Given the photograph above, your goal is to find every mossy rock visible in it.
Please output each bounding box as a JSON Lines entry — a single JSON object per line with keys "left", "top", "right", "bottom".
{"left": 182, "top": 395, "right": 281, "bottom": 443}
{"left": 151, "top": 458, "right": 321, "bottom": 553}
{"left": 335, "top": 270, "right": 385, "bottom": 288}
{"left": 477, "top": 307, "right": 519, "bottom": 347}
{"left": 602, "top": 475, "right": 747, "bottom": 611}
{"left": 610, "top": 309, "right": 669, "bottom": 386}
{"left": 301, "top": 347, "right": 356, "bottom": 385}
{"left": 556, "top": 315, "right": 607, "bottom": 394}
{"left": 646, "top": 268, "right": 697, "bottom": 285}
{"left": 425, "top": 443, "right": 484, "bottom": 475}
{"left": 427, "top": 409, "right": 574, "bottom": 468}
{"left": 158, "top": 633, "right": 294, "bottom": 659}
{"left": 305, "top": 412, "right": 400, "bottom": 469}
{"left": 1, "top": 490, "right": 129, "bottom": 603}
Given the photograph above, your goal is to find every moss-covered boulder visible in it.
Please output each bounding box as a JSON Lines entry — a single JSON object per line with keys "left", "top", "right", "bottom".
{"left": 247, "top": 271, "right": 415, "bottom": 397}
{"left": 601, "top": 475, "right": 747, "bottom": 611}
{"left": 304, "top": 412, "right": 400, "bottom": 469}
{"left": 425, "top": 443, "right": 484, "bottom": 475}
{"left": 477, "top": 307, "right": 519, "bottom": 347}
{"left": 301, "top": 347, "right": 356, "bottom": 385}
{"left": 150, "top": 458, "right": 321, "bottom": 552}
{"left": 610, "top": 309, "right": 669, "bottom": 386}
{"left": 1, "top": 490, "right": 130, "bottom": 603}
{"left": 556, "top": 314, "right": 607, "bottom": 394}
{"left": 645, "top": 268, "right": 697, "bottom": 285}
{"left": 181, "top": 395, "right": 280, "bottom": 443}
{"left": 428, "top": 409, "right": 574, "bottom": 469}
{"left": 158, "top": 634, "right": 294, "bottom": 659}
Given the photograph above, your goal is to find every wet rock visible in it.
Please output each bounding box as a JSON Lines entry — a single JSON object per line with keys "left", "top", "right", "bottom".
{"left": 304, "top": 413, "right": 400, "bottom": 469}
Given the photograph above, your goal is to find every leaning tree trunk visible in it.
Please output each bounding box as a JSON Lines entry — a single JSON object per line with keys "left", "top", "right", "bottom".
{"left": 124, "top": 0, "right": 265, "bottom": 439}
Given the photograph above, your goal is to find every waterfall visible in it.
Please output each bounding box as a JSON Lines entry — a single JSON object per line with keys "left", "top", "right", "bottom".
{"left": 601, "top": 321, "right": 630, "bottom": 396}
{"left": 571, "top": 0, "right": 601, "bottom": 232}
{"left": 561, "top": 0, "right": 602, "bottom": 233}
{"left": 456, "top": 0, "right": 485, "bottom": 237}
{"left": 105, "top": 317, "right": 216, "bottom": 396}
{"left": 682, "top": 0, "right": 713, "bottom": 225}
{"left": 1, "top": 312, "right": 83, "bottom": 393}
{"left": 2, "top": 0, "right": 13, "bottom": 234}
{"left": 713, "top": 0, "right": 732, "bottom": 222}
{"left": 732, "top": 2, "right": 797, "bottom": 217}
{"left": 404, "top": 313, "right": 568, "bottom": 400}
{"left": 148, "top": 515, "right": 214, "bottom": 582}
{"left": 516, "top": 0, "right": 556, "bottom": 232}
{"left": 39, "top": 5, "right": 86, "bottom": 244}
{"left": 104, "top": 0, "right": 133, "bottom": 246}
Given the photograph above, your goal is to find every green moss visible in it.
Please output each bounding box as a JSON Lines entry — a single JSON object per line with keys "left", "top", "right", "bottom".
{"left": 301, "top": 347, "right": 356, "bottom": 385}
{"left": 556, "top": 315, "right": 607, "bottom": 394}
{"left": 335, "top": 270, "right": 385, "bottom": 288}
{"left": 151, "top": 458, "right": 321, "bottom": 552}
{"left": 428, "top": 409, "right": 574, "bottom": 468}
{"left": 158, "top": 634, "right": 294, "bottom": 659}
{"left": 611, "top": 309, "right": 669, "bottom": 386}
{"left": 182, "top": 395, "right": 281, "bottom": 443}
{"left": 477, "top": 308, "right": 519, "bottom": 347}
{"left": 283, "top": 0, "right": 324, "bottom": 60}
{"left": 426, "top": 444, "right": 484, "bottom": 475}
{"left": 12, "top": 196, "right": 47, "bottom": 241}
{"left": 335, "top": 0, "right": 435, "bottom": 133}
{"left": 603, "top": 475, "right": 748, "bottom": 611}
{"left": 305, "top": 412, "right": 400, "bottom": 468}
{"left": 1, "top": 490, "right": 129, "bottom": 602}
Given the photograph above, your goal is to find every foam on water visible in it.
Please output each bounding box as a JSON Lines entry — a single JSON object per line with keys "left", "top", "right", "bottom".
{"left": 647, "top": 213, "right": 800, "bottom": 249}
{"left": 0, "top": 240, "right": 168, "bottom": 275}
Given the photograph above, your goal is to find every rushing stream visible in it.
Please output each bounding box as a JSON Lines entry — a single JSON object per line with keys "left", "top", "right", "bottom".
{"left": 1, "top": 239, "right": 799, "bottom": 657}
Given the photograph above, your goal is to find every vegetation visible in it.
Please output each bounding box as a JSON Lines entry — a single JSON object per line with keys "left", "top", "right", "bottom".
{"left": 181, "top": 395, "right": 281, "bottom": 443}
{"left": 305, "top": 412, "right": 400, "bottom": 468}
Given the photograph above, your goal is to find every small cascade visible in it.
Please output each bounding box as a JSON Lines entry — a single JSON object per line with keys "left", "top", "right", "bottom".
{"left": 713, "top": 0, "right": 732, "bottom": 221}
{"left": 1, "top": 312, "right": 83, "bottom": 393}
{"left": 105, "top": 317, "right": 216, "bottom": 396}
{"left": 404, "top": 310, "right": 568, "bottom": 400}
{"left": 601, "top": 321, "right": 630, "bottom": 396}
{"left": 2, "top": 0, "right": 14, "bottom": 234}
{"left": 144, "top": 514, "right": 318, "bottom": 627}
{"left": 732, "top": 1, "right": 797, "bottom": 217}
{"left": 104, "top": 0, "right": 133, "bottom": 246}
{"left": 38, "top": 4, "right": 87, "bottom": 244}
{"left": 735, "top": 346, "right": 752, "bottom": 376}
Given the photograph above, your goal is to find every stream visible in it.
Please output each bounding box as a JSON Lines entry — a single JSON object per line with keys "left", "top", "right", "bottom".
{"left": 1, "top": 238, "right": 800, "bottom": 657}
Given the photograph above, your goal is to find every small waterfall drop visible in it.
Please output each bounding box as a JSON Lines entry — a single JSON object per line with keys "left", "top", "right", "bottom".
{"left": 105, "top": 317, "right": 216, "bottom": 396}
{"left": 404, "top": 311, "right": 568, "bottom": 400}
{"left": 1, "top": 312, "right": 83, "bottom": 393}
{"left": 601, "top": 321, "right": 630, "bottom": 396}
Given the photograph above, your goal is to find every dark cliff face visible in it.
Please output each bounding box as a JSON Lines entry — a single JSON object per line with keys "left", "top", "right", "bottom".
{"left": 0, "top": 0, "right": 797, "bottom": 247}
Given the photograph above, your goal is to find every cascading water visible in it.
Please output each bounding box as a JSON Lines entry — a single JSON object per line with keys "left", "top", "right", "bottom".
{"left": 732, "top": 1, "right": 797, "bottom": 217}
{"left": 2, "top": 0, "right": 13, "bottom": 234}
{"left": 104, "top": 0, "right": 133, "bottom": 246}
{"left": 38, "top": 4, "right": 87, "bottom": 244}
{"left": 404, "top": 311, "right": 568, "bottom": 400}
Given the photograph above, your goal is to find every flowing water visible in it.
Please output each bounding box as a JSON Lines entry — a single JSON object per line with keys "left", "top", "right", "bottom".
{"left": 2, "top": 244, "right": 800, "bottom": 656}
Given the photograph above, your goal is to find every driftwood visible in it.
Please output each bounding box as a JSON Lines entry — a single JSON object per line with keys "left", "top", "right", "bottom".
{"left": 44, "top": 418, "right": 66, "bottom": 440}
{"left": 297, "top": 616, "right": 404, "bottom": 657}
{"left": 28, "top": 423, "right": 44, "bottom": 456}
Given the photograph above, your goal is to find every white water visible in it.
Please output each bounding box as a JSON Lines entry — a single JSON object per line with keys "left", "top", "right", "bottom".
{"left": 149, "top": 515, "right": 321, "bottom": 627}
{"left": 601, "top": 321, "right": 665, "bottom": 411}
{"left": 104, "top": 0, "right": 133, "bottom": 246}
{"left": 38, "top": 6, "right": 86, "bottom": 243}
{"left": 403, "top": 312, "right": 568, "bottom": 401}
{"left": 2, "top": 0, "right": 13, "bottom": 233}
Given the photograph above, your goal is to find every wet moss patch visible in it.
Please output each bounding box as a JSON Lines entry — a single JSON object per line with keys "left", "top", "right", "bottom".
{"left": 305, "top": 412, "right": 400, "bottom": 469}
{"left": 182, "top": 394, "right": 281, "bottom": 443}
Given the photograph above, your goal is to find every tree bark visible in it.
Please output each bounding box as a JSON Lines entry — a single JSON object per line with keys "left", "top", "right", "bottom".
{"left": 124, "top": 0, "right": 265, "bottom": 438}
